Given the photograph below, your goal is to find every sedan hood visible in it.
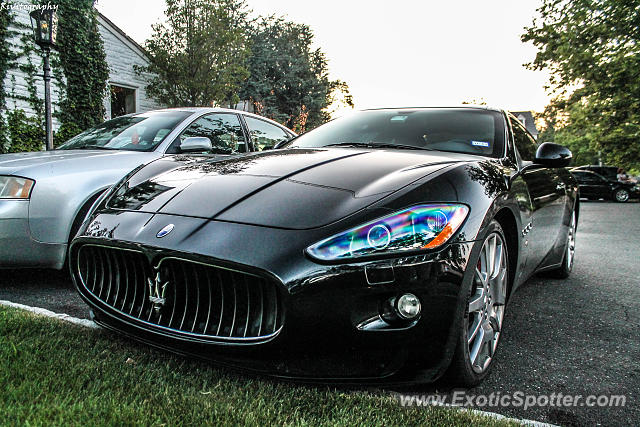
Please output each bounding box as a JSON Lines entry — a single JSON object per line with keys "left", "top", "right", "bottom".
{"left": 108, "top": 148, "right": 470, "bottom": 229}
{"left": 0, "top": 149, "right": 157, "bottom": 178}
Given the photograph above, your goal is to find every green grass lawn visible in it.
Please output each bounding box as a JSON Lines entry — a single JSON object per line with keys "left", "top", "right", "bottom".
{"left": 0, "top": 306, "right": 515, "bottom": 426}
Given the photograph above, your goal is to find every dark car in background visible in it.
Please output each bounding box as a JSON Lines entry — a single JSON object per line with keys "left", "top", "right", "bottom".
{"left": 571, "top": 165, "right": 619, "bottom": 181}
{"left": 70, "top": 107, "right": 578, "bottom": 386}
{"left": 570, "top": 169, "right": 639, "bottom": 202}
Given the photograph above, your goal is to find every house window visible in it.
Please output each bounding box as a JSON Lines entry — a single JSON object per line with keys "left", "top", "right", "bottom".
{"left": 110, "top": 85, "right": 136, "bottom": 118}
{"left": 517, "top": 114, "right": 526, "bottom": 127}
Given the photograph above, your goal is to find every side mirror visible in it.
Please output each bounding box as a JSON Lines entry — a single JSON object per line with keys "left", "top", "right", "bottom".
{"left": 180, "top": 136, "right": 212, "bottom": 153}
{"left": 534, "top": 142, "right": 572, "bottom": 167}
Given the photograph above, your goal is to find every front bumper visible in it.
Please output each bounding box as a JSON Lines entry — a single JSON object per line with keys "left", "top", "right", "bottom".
{"left": 0, "top": 200, "right": 66, "bottom": 269}
{"left": 70, "top": 212, "right": 476, "bottom": 384}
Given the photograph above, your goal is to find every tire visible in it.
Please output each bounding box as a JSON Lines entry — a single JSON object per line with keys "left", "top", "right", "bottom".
{"left": 445, "top": 220, "right": 509, "bottom": 387}
{"left": 546, "top": 209, "right": 576, "bottom": 279}
{"left": 63, "top": 191, "right": 106, "bottom": 271}
{"left": 614, "top": 188, "right": 629, "bottom": 203}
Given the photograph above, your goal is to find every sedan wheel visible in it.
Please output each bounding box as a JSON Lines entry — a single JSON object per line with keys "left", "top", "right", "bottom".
{"left": 467, "top": 231, "right": 508, "bottom": 373}
{"left": 614, "top": 188, "right": 629, "bottom": 202}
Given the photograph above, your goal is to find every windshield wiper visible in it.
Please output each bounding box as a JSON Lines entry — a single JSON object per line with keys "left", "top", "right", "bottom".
{"left": 324, "top": 142, "right": 435, "bottom": 151}
{"left": 72, "top": 145, "right": 116, "bottom": 150}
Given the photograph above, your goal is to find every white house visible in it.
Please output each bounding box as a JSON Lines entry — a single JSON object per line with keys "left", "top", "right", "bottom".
{"left": 98, "top": 12, "right": 163, "bottom": 120}
{"left": 2, "top": 7, "right": 162, "bottom": 133}
{"left": 511, "top": 111, "right": 539, "bottom": 139}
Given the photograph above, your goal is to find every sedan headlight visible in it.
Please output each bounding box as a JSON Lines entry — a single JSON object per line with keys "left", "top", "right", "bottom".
{"left": 307, "top": 204, "right": 469, "bottom": 261}
{"left": 0, "top": 176, "right": 35, "bottom": 199}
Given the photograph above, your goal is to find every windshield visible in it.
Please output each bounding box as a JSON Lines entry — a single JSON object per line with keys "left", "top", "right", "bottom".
{"left": 58, "top": 111, "right": 192, "bottom": 151}
{"left": 286, "top": 108, "right": 506, "bottom": 158}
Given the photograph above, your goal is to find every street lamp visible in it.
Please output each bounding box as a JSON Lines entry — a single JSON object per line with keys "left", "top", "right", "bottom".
{"left": 29, "top": 8, "right": 58, "bottom": 151}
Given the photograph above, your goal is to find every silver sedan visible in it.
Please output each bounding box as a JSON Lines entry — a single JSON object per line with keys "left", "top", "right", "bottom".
{"left": 0, "top": 107, "right": 295, "bottom": 269}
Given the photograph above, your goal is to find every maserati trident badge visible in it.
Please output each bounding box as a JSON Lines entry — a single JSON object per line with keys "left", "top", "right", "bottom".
{"left": 156, "top": 224, "right": 174, "bottom": 238}
{"left": 148, "top": 271, "right": 168, "bottom": 314}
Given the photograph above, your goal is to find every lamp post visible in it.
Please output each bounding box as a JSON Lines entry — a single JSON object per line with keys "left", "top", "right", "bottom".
{"left": 29, "top": 8, "right": 58, "bottom": 151}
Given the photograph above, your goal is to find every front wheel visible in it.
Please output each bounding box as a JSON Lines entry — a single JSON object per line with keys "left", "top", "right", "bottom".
{"left": 445, "top": 220, "right": 508, "bottom": 386}
{"left": 614, "top": 188, "right": 630, "bottom": 202}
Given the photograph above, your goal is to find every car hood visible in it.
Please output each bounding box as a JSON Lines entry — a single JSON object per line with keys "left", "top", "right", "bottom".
{"left": 107, "top": 148, "right": 471, "bottom": 229}
{"left": 0, "top": 149, "right": 156, "bottom": 178}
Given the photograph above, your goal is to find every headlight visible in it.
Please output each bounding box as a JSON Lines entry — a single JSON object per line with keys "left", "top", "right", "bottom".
{"left": 0, "top": 176, "right": 35, "bottom": 199}
{"left": 307, "top": 203, "right": 469, "bottom": 261}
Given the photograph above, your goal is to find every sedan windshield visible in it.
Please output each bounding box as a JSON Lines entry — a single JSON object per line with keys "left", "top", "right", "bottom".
{"left": 58, "top": 111, "right": 192, "bottom": 152}
{"left": 286, "top": 108, "right": 506, "bottom": 158}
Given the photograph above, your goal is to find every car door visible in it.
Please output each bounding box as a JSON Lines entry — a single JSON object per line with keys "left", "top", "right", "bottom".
{"left": 510, "top": 116, "right": 564, "bottom": 271}
{"left": 589, "top": 173, "right": 613, "bottom": 199}
{"left": 577, "top": 171, "right": 610, "bottom": 199}
{"left": 572, "top": 171, "right": 596, "bottom": 198}
{"left": 165, "top": 112, "right": 249, "bottom": 154}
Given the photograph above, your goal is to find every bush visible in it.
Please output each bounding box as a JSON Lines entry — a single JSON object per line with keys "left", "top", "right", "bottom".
{"left": 5, "top": 109, "right": 44, "bottom": 153}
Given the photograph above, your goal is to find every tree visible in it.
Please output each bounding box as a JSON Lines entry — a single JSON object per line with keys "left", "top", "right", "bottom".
{"left": 54, "top": 0, "right": 110, "bottom": 143}
{"left": 139, "top": 0, "right": 250, "bottom": 108}
{"left": 522, "top": 0, "right": 640, "bottom": 169}
{"left": 239, "top": 16, "right": 352, "bottom": 132}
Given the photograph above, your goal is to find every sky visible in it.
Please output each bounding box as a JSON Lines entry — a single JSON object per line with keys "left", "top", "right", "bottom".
{"left": 95, "top": 0, "right": 551, "bottom": 113}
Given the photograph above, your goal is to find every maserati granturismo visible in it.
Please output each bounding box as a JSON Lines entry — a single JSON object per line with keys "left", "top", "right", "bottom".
{"left": 70, "top": 107, "right": 578, "bottom": 385}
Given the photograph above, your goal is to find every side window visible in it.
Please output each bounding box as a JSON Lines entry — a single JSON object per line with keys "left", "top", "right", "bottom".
{"left": 579, "top": 173, "right": 597, "bottom": 182}
{"left": 175, "top": 113, "right": 246, "bottom": 154}
{"left": 510, "top": 117, "right": 537, "bottom": 162}
{"left": 244, "top": 116, "right": 291, "bottom": 151}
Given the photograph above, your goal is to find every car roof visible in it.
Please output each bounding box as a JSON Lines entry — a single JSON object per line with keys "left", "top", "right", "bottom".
{"left": 141, "top": 107, "right": 296, "bottom": 134}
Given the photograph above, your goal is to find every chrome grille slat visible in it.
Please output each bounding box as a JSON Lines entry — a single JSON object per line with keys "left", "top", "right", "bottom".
{"left": 178, "top": 263, "right": 189, "bottom": 330}
{"left": 137, "top": 254, "right": 147, "bottom": 319}
{"left": 128, "top": 254, "right": 138, "bottom": 315}
{"left": 119, "top": 251, "right": 129, "bottom": 312}
{"left": 215, "top": 269, "right": 225, "bottom": 336}
{"left": 244, "top": 276, "right": 250, "bottom": 338}
{"left": 168, "top": 266, "right": 179, "bottom": 328}
{"left": 257, "top": 282, "right": 264, "bottom": 336}
{"left": 203, "top": 269, "right": 213, "bottom": 335}
{"left": 191, "top": 266, "right": 200, "bottom": 333}
{"left": 96, "top": 249, "right": 105, "bottom": 299}
{"left": 104, "top": 249, "right": 114, "bottom": 304}
{"left": 76, "top": 245, "right": 283, "bottom": 341}
{"left": 111, "top": 251, "right": 122, "bottom": 307}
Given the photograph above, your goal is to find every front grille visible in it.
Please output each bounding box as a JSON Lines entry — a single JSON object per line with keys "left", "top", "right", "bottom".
{"left": 76, "top": 245, "right": 284, "bottom": 341}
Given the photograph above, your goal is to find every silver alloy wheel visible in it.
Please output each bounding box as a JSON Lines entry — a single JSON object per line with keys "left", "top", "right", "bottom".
{"left": 615, "top": 189, "right": 629, "bottom": 202}
{"left": 468, "top": 232, "right": 508, "bottom": 373}
{"left": 566, "top": 210, "right": 576, "bottom": 270}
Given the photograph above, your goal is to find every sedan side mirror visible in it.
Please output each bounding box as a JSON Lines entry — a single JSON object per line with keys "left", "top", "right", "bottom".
{"left": 180, "top": 136, "right": 212, "bottom": 153}
{"left": 534, "top": 142, "right": 572, "bottom": 167}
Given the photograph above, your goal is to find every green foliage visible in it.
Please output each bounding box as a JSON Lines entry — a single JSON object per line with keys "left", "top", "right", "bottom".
{"left": 139, "top": 0, "right": 251, "bottom": 108}
{"left": 462, "top": 98, "right": 487, "bottom": 105}
{"left": 52, "top": 0, "right": 110, "bottom": 144}
{"left": 0, "top": 5, "right": 13, "bottom": 152}
{"left": 239, "top": 16, "right": 353, "bottom": 132}
{"left": 523, "top": 0, "right": 640, "bottom": 169}
{"left": 5, "top": 109, "right": 44, "bottom": 153}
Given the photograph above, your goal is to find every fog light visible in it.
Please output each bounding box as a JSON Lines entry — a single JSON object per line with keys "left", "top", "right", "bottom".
{"left": 395, "top": 293, "right": 421, "bottom": 319}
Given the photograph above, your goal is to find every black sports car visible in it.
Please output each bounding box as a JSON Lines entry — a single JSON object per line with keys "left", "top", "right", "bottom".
{"left": 70, "top": 107, "right": 578, "bottom": 386}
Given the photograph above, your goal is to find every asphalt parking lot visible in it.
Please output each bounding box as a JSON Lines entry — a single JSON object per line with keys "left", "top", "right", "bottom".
{"left": 1, "top": 201, "right": 638, "bottom": 426}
